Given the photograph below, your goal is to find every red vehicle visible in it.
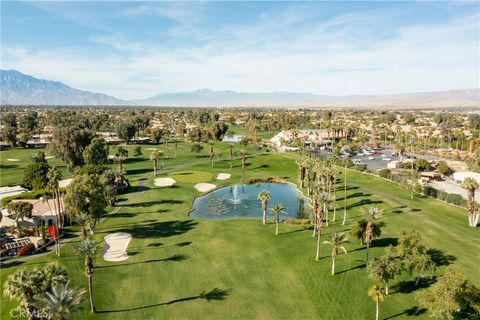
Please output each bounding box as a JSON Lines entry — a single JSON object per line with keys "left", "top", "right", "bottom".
{"left": 371, "top": 151, "right": 382, "bottom": 155}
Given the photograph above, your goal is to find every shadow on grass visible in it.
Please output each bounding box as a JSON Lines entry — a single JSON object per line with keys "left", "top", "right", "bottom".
{"left": 110, "top": 219, "right": 197, "bottom": 239}
{"left": 97, "top": 254, "right": 188, "bottom": 269}
{"left": 97, "top": 288, "right": 231, "bottom": 313}
{"left": 392, "top": 277, "right": 436, "bottom": 294}
{"left": 428, "top": 248, "right": 456, "bottom": 267}
{"left": 335, "top": 262, "right": 366, "bottom": 274}
{"left": 0, "top": 260, "right": 25, "bottom": 269}
{"left": 372, "top": 237, "right": 398, "bottom": 247}
{"left": 336, "top": 192, "right": 372, "bottom": 202}
{"left": 127, "top": 168, "right": 154, "bottom": 176}
{"left": 121, "top": 199, "right": 184, "bottom": 208}
{"left": 346, "top": 199, "right": 383, "bottom": 210}
{"left": 384, "top": 306, "right": 427, "bottom": 319}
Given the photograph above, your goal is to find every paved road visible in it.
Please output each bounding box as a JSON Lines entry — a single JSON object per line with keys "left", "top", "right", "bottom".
{"left": 431, "top": 180, "right": 480, "bottom": 202}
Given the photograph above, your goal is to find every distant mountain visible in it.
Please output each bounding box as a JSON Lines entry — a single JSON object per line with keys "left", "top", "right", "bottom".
{"left": 1, "top": 70, "right": 479, "bottom": 108}
{"left": 136, "top": 88, "right": 480, "bottom": 108}
{"left": 0, "top": 70, "right": 125, "bottom": 106}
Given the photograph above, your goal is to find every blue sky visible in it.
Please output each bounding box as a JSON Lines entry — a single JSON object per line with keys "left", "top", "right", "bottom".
{"left": 1, "top": 1, "right": 479, "bottom": 99}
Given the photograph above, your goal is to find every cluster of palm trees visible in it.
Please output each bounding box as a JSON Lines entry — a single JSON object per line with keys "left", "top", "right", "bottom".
{"left": 3, "top": 263, "right": 85, "bottom": 320}
{"left": 257, "top": 190, "right": 287, "bottom": 235}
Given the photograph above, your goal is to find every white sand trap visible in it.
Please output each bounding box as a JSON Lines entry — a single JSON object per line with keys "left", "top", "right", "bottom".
{"left": 145, "top": 148, "right": 158, "bottom": 151}
{"left": 45, "top": 156, "right": 55, "bottom": 159}
{"left": 194, "top": 183, "right": 216, "bottom": 192}
{"left": 59, "top": 179, "right": 72, "bottom": 188}
{"left": 103, "top": 232, "right": 132, "bottom": 262}
{"left": 6, "top": 159, "right": 20, "bottom": 162}
{"left": 154, "top": 177, "right": 176, "bottom": 187}
{"left": 108, "top": 155, "right": 116, "bottom": 159}
{"left": 216, "top": 173, "right": 231, "bottom": 180}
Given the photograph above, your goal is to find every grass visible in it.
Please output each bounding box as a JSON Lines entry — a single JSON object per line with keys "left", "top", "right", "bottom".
{"left": 1, "top": 143, "right": 478, "bottom": 319}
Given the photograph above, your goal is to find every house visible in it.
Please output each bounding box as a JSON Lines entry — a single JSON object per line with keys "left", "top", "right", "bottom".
{"left": 0, "top": 198, "right": 64, "bottom": 229}
{"left": 270, "top": 129, "right": 346, "bottom": 148}
{"left": 420, "top": 171, "right": 442, "bottom": 182}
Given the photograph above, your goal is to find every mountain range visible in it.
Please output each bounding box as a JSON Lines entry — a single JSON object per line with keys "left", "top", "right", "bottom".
{"left": 1, "top": 70, "right": 479, "bottom": 108}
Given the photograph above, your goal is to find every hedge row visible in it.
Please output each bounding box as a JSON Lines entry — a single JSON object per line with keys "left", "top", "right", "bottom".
{"left": 1, "top": 188, "right": 66, "bottom": 207}
{"left": 422, "top": 186, "right": 467, "bottom": 207}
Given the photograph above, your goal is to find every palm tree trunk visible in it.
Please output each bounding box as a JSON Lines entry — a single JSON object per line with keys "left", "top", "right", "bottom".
{"left": 331, "top": 256, "right": 335, "bottom": 275}
{"left": 275, "top": 221, "right": 279, "bottom": 235}
{"left": 375, "top": 301, "right": 379, "bottom": 320}
{"left": 333, "top": 187, "right": 336, "bottom": 221}
{"left": 366, "top": 241, "right": 370, "bottom": 263}
{"left": 315, "top": 228, "right": 322, "bottom": 260}
{"left": 262, "top": 209, "right": 266, "bottom": 225}
{"left": 385, "top": 283, "right": 389, "bottom": 295}
{"left": 87, "top": 275, "right": 95, "bottom": 313}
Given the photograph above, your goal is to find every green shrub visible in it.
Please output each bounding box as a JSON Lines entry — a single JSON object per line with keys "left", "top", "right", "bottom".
{"left": 22, "top": 161, "right": 51, "bottom": 190}
{"left": 445, "top": 194, "right": 467, "bottom": 207}
{"left": 1, "top": 189, "right": 56, "bottom": 206}
{"left": 378, "top": 168, "right": 391, "bottom": 178}
{"left": 247, "top": 177, "right": 288, "bottom": 184}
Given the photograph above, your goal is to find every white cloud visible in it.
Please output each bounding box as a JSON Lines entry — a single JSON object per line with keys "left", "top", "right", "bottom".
{"left": 2, "top": 7, "right": 478, "bottom": 99}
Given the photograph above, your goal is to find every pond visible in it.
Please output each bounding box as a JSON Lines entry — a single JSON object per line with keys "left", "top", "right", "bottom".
{"left": 190, "top": 183, "right": 309, "bottom": 220}
{"left": 222, "top": 135, "right": 244, "bottom": 142}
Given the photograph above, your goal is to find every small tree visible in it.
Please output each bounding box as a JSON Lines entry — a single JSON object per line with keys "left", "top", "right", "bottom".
{"left": 239, "top": 149, "right": 248, "bottom": 182}
{"left": 133, "top": 146, "right": 142, "bottom": 157}
{"left": 115, "top": 122, "right": 136, "bottom": 144}
{"left": 367, "top": 250, "right": 400, "bottom": 295}
{"left": 368, "top": 285, "right": 386, "bottom": 320}
{"left": 416, "top": 268, "right": 480, "bottom": 320}
{"left": 257, "top": 190, "right": 271, "bottom": 225}
{"left": 191, "top": 143, "right": 204, "bottom": 157}
{"left": 7, "top": 202, "right": 33, "bottom": 226}
{"left": 323, "top": 232, "right": 349, "bottom": 275}
{"left": 83, "top": 137, "right": 109, "bottom": 165}
{"left": 270, "top": 203, "right": 287, "bottom": 235}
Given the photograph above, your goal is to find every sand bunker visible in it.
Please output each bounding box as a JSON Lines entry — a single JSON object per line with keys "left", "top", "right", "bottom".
{"left": 45, "top": 156, "right": 55, "bottom": 159}
{"left": 6, "top": 159, "right": 20, "bottom": 162}
{"left": 145, "top": 148, "right": 158, "bottom": 151}
{"left": 154, "top": 177, "right": 176, "bottom": 187}
{"left": 58, "top": 179, "right": 72, "bottom": 188}
{"left": 194, "top": 183, "right": 216, "bottom": 192}
{"left": 103, "top": 232, "right": 132, "bottom": 262}
{"left": 216, "top": 173, "right": 231, "bottom": 180}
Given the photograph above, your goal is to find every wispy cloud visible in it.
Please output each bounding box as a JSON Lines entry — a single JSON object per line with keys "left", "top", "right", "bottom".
{"left": 2, "top": 2, "right": 478, "bottom": 99}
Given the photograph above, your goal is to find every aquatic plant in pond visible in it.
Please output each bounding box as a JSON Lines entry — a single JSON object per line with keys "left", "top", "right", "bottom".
{"left": 190, "top": 183, "right": 308, "bottom": 220}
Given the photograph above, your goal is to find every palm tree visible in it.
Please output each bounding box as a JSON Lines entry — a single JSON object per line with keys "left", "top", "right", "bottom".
{"left": 350, "top": 207, "right": 384, "bottom": 263}
{"left": 342, "top": 157, "right": 349, "bottom": 225}
{"left": 257, "top": 190, "right": 271, "bottom": 225}
{"left": 75, "top": 239, "right": 100, "bottom": 313}
{"left": 240, "top": 149, "right": 248, "bottom": 182}
{"left": 270, "top": 203, "right": 287, "bottom": 235}
{"left": 149, "top": 150, "right": 160, "bottom": 176}
{"left": 368, "top": 285, "right": 386, "bottom": 320}
{"left": 209, "top": 141, "right": 215, "bottom": 167}
{"left": 3, "top": 263, "right": 68, "bottom": 320}
{"left": 460, "top": 177, "right": 479, "bottom": 227}
{"left": 46, "top": 167, "right": 63, "bottom": 256}
{"left": 296, "top": 155, "right": 307, "bottom": 188}
{"left": 365, "top": 207, "right": 383, "bottom": 263}
{"left": 35, "top": 282, "right": 85, "bottom": 320}
{"left": 228, "top": 143, "right": 234, "bottom": 171}
{"left": 323, "top": 232, "right": 349, "bottom": 275}
{"left": 314, "top": 192, "right": 329, "bottom": 260}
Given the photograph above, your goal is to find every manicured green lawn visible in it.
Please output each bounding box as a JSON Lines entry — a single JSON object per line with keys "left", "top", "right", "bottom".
{"left": 1, "top": 144, "right": 478, "bottom": 319}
